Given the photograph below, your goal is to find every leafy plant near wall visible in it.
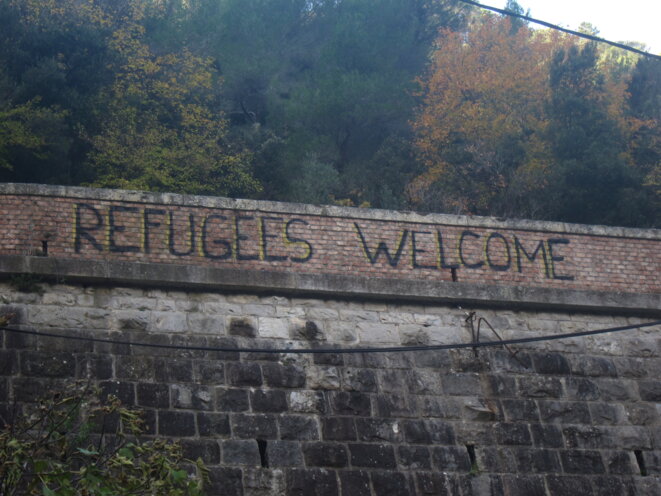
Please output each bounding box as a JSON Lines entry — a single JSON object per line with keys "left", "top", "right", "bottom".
{"left": 0, "top": 382, "right": 207, "bottom": 495}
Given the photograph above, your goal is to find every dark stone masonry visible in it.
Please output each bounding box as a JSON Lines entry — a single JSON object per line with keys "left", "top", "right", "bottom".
{"left": 1, "top": 184, "right": 660, "bottom": 495}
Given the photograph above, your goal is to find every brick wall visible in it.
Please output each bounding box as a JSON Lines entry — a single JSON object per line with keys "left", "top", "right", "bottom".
{"left": 1, "top": 184, "right": 659, "bottom": 295}
{"left": 1, "top": 283, "right": 660, "bottom": 495}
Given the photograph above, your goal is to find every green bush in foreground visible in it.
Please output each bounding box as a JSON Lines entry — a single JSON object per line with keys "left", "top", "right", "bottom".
{"left": 0, "top": 382, "right": 207, "bottom": 495}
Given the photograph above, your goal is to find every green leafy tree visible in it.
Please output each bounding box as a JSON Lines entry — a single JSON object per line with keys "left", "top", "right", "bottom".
{"left": 0, "top": 382, "right": 207, "bottom": 495}
{"left": 544, "top": 43, "right": 652, "bottom": 226}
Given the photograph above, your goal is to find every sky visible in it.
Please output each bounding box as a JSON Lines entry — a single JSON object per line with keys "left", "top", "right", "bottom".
{"left": 480, "top": 0, "right": 661, "bottom": 54}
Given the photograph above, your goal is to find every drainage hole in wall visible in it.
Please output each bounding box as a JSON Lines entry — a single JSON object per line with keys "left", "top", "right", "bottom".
{"left": 466, "top": 444, "right": 477, "bottom": 473}
{"left": 635, "top": 450, "right": 647, "bottom": 476}
{"left": 257, "top": 439, "right": 269, "bottom": 468}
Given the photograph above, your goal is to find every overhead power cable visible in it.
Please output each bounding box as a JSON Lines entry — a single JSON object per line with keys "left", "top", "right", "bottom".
{"left": 1, "top": 320, "right": 660, "bottom": 355}
{"left": 455, "top": 0, "right": 661, "bottom": 62}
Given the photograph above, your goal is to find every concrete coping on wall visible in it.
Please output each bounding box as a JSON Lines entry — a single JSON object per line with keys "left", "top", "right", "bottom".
{"left": 3, "top": 182, "right": 660, "bottom": 240}
{"left": 1, "top": 254, "right": 659, "bottom": 317}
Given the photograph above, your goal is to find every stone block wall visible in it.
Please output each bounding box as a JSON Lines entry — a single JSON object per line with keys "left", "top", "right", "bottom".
{"left": 1, "top": 184, "right": 660, "bottom": 494}
{"left": 1, "top": 282, "right": 661, "bottom": 495}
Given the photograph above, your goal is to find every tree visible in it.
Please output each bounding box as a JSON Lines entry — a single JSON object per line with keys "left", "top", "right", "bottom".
{"left": 543, "top": 43, "right": 651, "bottom": 226}
{"left": 0, "top": 381, "right": 207, "bottom": 495}
{"left": 410, "top": 14, "right": 568, "bottom": 218}
{"left": 626, "top": 57, "right": 661, "bottom": 225}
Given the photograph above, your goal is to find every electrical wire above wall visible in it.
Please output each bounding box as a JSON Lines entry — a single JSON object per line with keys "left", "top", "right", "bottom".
{"left": 1, "top": 320, "right": 660, "bottom": 355}
{"left": 455, "top": 0, "right": 661, "bottom": 62}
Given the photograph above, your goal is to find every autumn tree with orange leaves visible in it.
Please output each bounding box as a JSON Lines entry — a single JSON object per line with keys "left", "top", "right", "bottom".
{"left": 410, "top": 14, "right": 572, "bottom": 218}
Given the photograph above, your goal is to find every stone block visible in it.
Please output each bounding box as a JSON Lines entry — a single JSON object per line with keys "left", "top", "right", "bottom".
{"left": 570, "top": 355, "right": 618, "bottom": 377}
{"left": 376, "top": 394, "right": 416, "bottom": 418}
{"left": 258, "top": 317, "right": 289, "bottom": 339}
{"left": 597, "top": 379, "right": 637, "bottom": 401}
{"left": 442, "top": 374, "right": 482, "bottom": 396}
{"left": 266, "top": 440, "right": 303, "bottom": 467}
{"left": 532, "top": 352, "right": 570, "bottom": 375}
{"left": 513, "top": 448, "right": 561, "bottom": 473}
{"left": 231, "top": 413, "right": 278, "bottom": 439}
{"left": 217, "top": 388, "right": 250, "bottom": 412}
{"left": 560, "top": 449, "right": 605, "bottom": 474}
{"left": 188, "top": 313, "right": 224, "bottom": 334}
{"left": 416, "top": 472, "right": 460, "bottom": 496}
{"left": 77, "top": 354, "right": 113, "bottom": 380}
{"left": 227, "top": 362, "right": 263, "bottom": 387}
{"left": 625, "top": 403, "right": 658, "bottom": 425}
{"left": 228, "top": 317, "right": 256, "bottom": 337}
{"left": 639, "top": 381, "right": 661, "bottom": 402}
{"left": 545, "top": 475, "right": 594, "bottom": 495}
{"left": 603, "top": 450, "right": 637, "bottom": 475}
{"left": 262, "top": 363, "right": 306, "bottom": 388}
{"left": 151, "top": 311, "right": 187, "bottom": 333}
{"left": 99, "top": 380, "right": 135, "bottom": 406}
{"left": 348, "top": 443, "right": 396, "bottom": 469}
{"left": 398, "top": 445, "right": 431, "bottom": 470}
{"left": 500, "top": 475, "right": 547, "bottom": 496}
{"left": 356, "top": 418, "right": 403, "bottom": 443}
{"left": 137, "top": 383, "right": 170, "bottom": 408}
{"left": 312, "top": 350, "right": 343, "bottom": 366}
{"left": 154, "top": 358, "right": 193, "bottom": 383}
{"left": 194, "top": 360, "right": 225, "bottom": 385}
{"left": 279, "top": 415, "right": 319, "bottom": 440}
{"left": 517, "top": 376, "right": 563, "bottom": 399}
{"left": 289, "top": 391, "right": 326, "bottom": 414}
{"left": 538, "top": 401, "right": 591, "bottom": 424}
{"left": 307, "top": 366, "right": 341, "bottom": 390}
{"left": 431, "top": 446, "right": 471, "bottom": 472}
{"left": 564, "top": 377, "right": 600, "bottom": 401}
{"left": 330, "top": 391, "right": 372, "bottom": 416}
{"left": 250, "top": 389, "right": 288, "bottom": 413}
{"left": 563, "top": 425, "right": 612, "bottom": 449}
{"left": 197, "top": 412, "right": 230, "bottom": 437}
{"left": 179, "top": 439, "right": 221, "bottom": 464}
{"left": 355, "top": 322, "right": 398, "bottom": 344}
{"left": 339, "top": 470, "right": 371, "bottom": 496}
{"left": 617, "top": 426, "right": 652, "bottom": 450}
{"left": 0, "top": 350, "right": 18, "bottom": 375}
{"left": 495, "top": 423, "right": 532, "bottom": 446}
{"left": 321, "top": 417, "right": 357, "bottom": 441}
{"left": 402, "top": 419, "right": 455, "bottom": 445}
{"left": 303, "top": 442, "right": 348, "bottom": 468}
{"left": 371, "top": 471, "right": 413, "bottom": 496}
{"left": 20, "top": 351, "right": 75, "bottom": 378}
{"left": 243, "top": 468, "right": 286, "bottom": 496}
{"left": 590, "top": 402, "right": 625, "bottom": 425}
{"left": 116, "top": 355, "right": 154, "bottom": 381}
{"left": 286, "top": 468, "right": 338, "bottom": 496}
{"left": 222, "top": 439, "right": 260, "bottom": 466}
{"left": 501, "top": 399, "right": 540, "bottom": 422}
{"left": 158, "top": 410, "right": 195, "bottom": 437}
{"left": 405, "top": 369, "right": 444, "bottom": 395}
{"left": 172, "top": 384, "right": 212, "bottom": 411}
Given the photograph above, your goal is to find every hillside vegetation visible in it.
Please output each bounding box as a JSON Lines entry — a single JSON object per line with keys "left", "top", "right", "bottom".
{"left": 0, "top": 0, "right": 659, "bottom": 227}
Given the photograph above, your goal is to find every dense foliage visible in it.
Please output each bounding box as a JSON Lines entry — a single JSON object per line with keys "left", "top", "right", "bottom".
{"left": 0, "top": 382, "right": 207, "bottom": 495}
{"left": 0, "top": 0, "right": 659, "bottom": 227}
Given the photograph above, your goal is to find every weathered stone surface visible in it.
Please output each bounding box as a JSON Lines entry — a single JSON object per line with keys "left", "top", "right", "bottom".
{"left": 279, "top": 415, "right": 319, "bottom": 441}
{"left": 303, "top": 442, "right": 348, "bottom": 468}
{"left": 231, "top": 414, "right": 278, "bottom": 440}
{"left": 348, "top": 443, "right": 397, "bottom": 469}
{"left": 158, "top": 411, "right": 195, "bottom": 437}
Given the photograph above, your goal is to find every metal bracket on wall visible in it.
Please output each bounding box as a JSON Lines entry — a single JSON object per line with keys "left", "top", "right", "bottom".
{"left": 465, "top": 311, "right": 525, "bottom": 366}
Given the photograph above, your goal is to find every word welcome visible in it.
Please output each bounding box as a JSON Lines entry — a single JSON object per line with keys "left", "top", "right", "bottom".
{"left": 354, "top": 223, "right": 573, "bottom": 280}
